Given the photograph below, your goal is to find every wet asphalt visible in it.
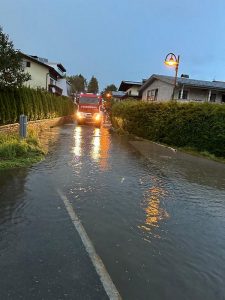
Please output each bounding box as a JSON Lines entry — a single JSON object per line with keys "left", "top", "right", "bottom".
{"left": 1, "top": 123, "right": 225, "bottom": 300}
{"left": 0, "top": 126, "right": 109, "bottom": 300}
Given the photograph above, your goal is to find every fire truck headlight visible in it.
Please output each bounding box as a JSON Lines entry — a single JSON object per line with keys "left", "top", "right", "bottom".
{"left": 76, "top": 112, "right": 83, "bottom": 119}
{"left": 94, "top": 113, "right": 101, "bottom": 121}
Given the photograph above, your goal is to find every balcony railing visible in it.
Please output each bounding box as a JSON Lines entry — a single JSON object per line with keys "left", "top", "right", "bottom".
{"left": 48, "top": 84, "right": 63, "bottom": 96}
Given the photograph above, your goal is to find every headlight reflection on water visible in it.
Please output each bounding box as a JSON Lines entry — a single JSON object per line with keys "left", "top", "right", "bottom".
{"left": 73, "top": 126, "right": 110, "bottom": 170}
{"left": 73, "top": 126, "right": 82, "bottom": 157}
{"left": 91, "top": 128, "right": 110, "bottom": 171}
{"left": 92, "top": 128, "right": 101, "bottom": 161}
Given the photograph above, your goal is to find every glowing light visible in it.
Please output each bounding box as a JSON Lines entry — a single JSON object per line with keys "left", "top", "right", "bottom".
{"left": 164, "top": 53, "right": 179, "bottom": 68}
{"left": 94, "top": 113, "right": 101, "bottom": 121}
{"left": 91, "top": 128, "right": 101, "bottom": 161}
{"left": 73, "top": 126, "right": 82, "bottom": 157}
{"left": 76, "top": 111, "right": 84, "bottom": 119}
{"left": 140, "top": 177, "right": 169, "bottom": 235}
{"left": 90, "top": 127, "right": 110, "bottom": 170}
{"left": 99, "top": 128, "right": 110, "bottom": 171}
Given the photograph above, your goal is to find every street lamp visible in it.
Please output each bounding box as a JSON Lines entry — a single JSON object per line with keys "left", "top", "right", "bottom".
{"left": 106, "top": 92, "right": 112, "bottom": 99}
{"left": 164, "top": 53, "right": 180, "bottom": 100}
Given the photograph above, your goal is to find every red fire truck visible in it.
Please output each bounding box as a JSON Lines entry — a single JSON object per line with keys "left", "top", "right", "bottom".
{"left": 76, "top": 93, "right": 103, "bottom": 127}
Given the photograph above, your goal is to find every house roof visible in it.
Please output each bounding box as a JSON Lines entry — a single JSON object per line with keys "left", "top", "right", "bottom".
{"left": 139, "top": 74, "right": 225, "bottom": 93}
{"left": 112, "top": 91, "right": 126, "bottom": 98}
{"left": 118, "top": 80, "right": 142, "bottom": 91}
{"left": 21, "top": 53, "right": 65, "bottom": 79}
{"left": 21, "top": 53, "right": 50, "bottom": 69}
{"left": 47, "top": 62, "right": 66, "bottom": 73}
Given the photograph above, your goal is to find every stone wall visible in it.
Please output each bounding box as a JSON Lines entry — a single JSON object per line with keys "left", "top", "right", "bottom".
{"left": 0, "top": 115, "right": 76, "bottom": 151}
{"left": 0, "top": 115, "right": 75, "bottom": 135}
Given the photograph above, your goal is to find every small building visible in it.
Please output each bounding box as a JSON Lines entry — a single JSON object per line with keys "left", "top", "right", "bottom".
{"left": 112, "top": 91, "right": 126, "bottom": 101}
{"left": 139, "top": 74, "right": 225, "bottom": 103}
{"left": 21, "top": 53, "right": 70, "bottom": 97}
{"left": 118, "top": 80, "right": 142, "bottom": 99}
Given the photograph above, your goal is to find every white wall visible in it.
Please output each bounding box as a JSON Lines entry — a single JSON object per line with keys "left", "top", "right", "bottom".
{"left": 142, "top": 79, "right": 224, "bottom": 103}
{"left": 142, "top": 79, "right": 173, "bottom": 101}
{"left": 126, "top": 86, "right": 139, "bottom": 96}
{"left": 56, "top": 79, "right": 71, "bottom": 96}
{"left": 23, "top": 59, "right": 50, "bottom": 89}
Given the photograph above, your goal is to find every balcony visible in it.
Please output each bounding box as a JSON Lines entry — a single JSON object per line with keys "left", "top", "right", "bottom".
{"left": 48, "top": 84, "right": 63, "bottom": 96}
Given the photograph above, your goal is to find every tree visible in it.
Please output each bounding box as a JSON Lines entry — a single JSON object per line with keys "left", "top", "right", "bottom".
{"left": 102, "top": 83, "right": 117, "bottom": 107}
{"left": 101, "top": 84, "right": 117, "bottom": 116}
{"left": 102, "top": 84, "right": 117, "bottom": 93}
{"left": 67, "top": 74, "right": 87, "bottom": 94}
{"left": 87, "top": 76, "right": 99, "bottom": 93}
{"left": 0, "top": 27, "right": 31, "bottom": 88}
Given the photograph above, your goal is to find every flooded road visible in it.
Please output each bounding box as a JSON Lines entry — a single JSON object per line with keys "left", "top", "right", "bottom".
{"left": 0, "top": 124, "right": 225, "bottom": 299}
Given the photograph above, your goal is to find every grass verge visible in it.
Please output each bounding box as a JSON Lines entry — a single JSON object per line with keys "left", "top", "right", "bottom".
{"left": 0, "top": 131, "right": 46, "bottom": 170}
{"left": 180, "top": 147, "right": 225, "bottom": 163}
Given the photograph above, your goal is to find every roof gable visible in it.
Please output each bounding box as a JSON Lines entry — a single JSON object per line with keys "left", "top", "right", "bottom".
{"left": 21, "top": 53, "right": 65, "bottom": 79}
{"left": 118, "top": 80, "right": 142, "bottom": 91}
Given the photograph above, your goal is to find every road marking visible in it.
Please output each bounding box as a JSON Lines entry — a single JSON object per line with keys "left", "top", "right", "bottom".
{"left": 58, "top": 190, "right": 122, "bottom": 300}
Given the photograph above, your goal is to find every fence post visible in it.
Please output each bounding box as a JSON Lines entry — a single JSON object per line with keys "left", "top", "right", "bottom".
{"left": 19, "top": 115, "right": 27, "bottom": 138}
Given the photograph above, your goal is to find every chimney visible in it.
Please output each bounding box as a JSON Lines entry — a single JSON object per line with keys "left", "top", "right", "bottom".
{"left": 181, "top": 74, "right": 189, "bottom": 78}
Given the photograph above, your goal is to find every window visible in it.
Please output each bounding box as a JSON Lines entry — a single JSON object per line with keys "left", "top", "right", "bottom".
{"left": 26, "top": 61, "right": 31, "bottom": 67}
{"left": 147, "top": 89, "right": 158, "bottom": 101}
{"left": 50, "top": 78, "right": 54, "bottom": 85}
{"left": 210, "top": 93, "right": 216, "bottom": 102}
{"left": 178, "top": 90, "right": 188, "bottom": 99}
{"left": 222, "top": 95, "right": 225, "bottom": 103}
{"left": 79, "top": 97, "right": 99, "bottom": 104}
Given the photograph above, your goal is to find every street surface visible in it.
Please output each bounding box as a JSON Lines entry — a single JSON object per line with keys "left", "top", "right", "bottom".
{"left": 0, "top": 124, "right": 225, "bottom": 299}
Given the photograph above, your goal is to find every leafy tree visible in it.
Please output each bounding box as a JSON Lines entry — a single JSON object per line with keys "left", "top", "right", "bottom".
{"left": 103, "top": 84, "right": 117, "bottom": 93}
{"left": 101, "top": 84, "right": 117, "bottom": 113}
{"left": 0, "top": 27, "right": 31, "bottom": 88}
{"left": 87, "top": 76, "right": 99, "bottom": 93}
{"left": 67, "top": 74, "right": 87, "bottom": 94}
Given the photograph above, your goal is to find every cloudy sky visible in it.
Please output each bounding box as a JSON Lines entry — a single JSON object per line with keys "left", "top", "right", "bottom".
{"left": 1, "top": 0, "right": 225, "bottom": 90}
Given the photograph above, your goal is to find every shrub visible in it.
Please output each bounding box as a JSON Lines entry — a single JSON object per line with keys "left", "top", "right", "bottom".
{"left": 0, "top": 87, "right": 76, "bottom": 125}
{"left": 111, "top": 101, "right": 225, "bottom": 157}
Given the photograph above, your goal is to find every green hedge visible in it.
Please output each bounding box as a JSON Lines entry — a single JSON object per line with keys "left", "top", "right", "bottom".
{"left": 112, "top": 101, "right": 225, "bottom": 157}
{"left": 0, "top": 87, "right": 76, "bottom": 125}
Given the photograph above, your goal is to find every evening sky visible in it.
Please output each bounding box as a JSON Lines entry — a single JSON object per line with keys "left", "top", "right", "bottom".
{"left": 1, "top": 0, "right": 224, "bottom": 90}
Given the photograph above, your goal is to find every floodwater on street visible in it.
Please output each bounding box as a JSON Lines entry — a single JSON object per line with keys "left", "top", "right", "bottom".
{"left": 0, "top": 124, "right": 225, "bottom": 300}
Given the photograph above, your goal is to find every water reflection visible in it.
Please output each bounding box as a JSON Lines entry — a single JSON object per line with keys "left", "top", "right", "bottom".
{"left": 92, "top": 128, "right": 101, "bottom": 161}
{"left": 140, "top": 177, "right": 169, "bottom": 235}
{"left": 91, "top": 127, "right": 110, "bottom": 171}
{"left": 73, "top": 126, "right": 82, "bottom": 157}
{"left": 0, "top": 169, "right": 28, "bottom": 252}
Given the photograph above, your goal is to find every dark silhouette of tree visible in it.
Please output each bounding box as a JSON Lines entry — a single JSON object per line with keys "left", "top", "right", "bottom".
{"left": 87, "top": 76, "right": 99, "bottom": 94}
{"left": 102, "top": 84, "right": 117, "bottom": 93}
{"left": 0, "top": 27, "right": 30, "bottom": 88}
{"left": 67, "top": 74, "right": 87, "bottom": 93}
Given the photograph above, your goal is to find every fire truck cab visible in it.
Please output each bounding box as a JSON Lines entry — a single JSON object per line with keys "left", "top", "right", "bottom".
{"left": 76, "top": 93, "right": 103, "bottom": 127}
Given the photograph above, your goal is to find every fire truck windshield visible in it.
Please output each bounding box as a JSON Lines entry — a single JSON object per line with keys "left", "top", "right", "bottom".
{"left": 79, "top": 97, "right": 99, "bottom": 104}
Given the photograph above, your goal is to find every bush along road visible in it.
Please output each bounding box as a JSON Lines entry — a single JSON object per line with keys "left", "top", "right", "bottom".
{"left": 111, "top": 100, "right": 225, "bottom": 160}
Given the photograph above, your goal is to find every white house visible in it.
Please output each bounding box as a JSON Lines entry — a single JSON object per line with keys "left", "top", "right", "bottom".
{"left": 56, "top": 78, "right": 71, "bottom": 97}
{"left": 139, "top": 74, "right": 225, "bottom": 103}
{"left": 21, "top": 53, "right": 71, "bottom": 97}
{"left": 118, "top": 80, "right": 142, "bottom": 99}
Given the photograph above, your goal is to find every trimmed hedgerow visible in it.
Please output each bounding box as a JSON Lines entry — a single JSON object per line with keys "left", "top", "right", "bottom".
{"left": 0, "top": 87, "right": 76, "bottom": 125}
{"left": 111, "top": 100, "right": 225, "bottom": 158}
